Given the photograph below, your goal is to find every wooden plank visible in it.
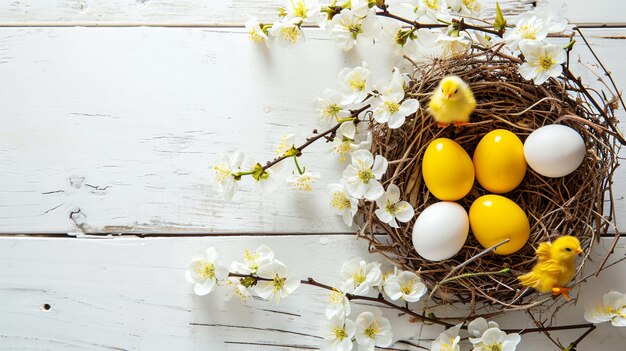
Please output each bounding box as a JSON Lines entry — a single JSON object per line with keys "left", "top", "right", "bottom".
{"left": 0, "top": 28, "right": 624, "bottom": 234}
{"left": 0, "top": 235, "right": 624, "bottom": 350}
{"left": 0, "top": 0, "right": 534, "bottom": 26}
{"left": 541, "top": 0, "right": 626, "bottom": 27}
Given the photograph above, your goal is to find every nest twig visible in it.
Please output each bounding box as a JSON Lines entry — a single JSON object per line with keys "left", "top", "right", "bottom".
{"left": 357, "top": 48, "right": 622, "bottom": 316}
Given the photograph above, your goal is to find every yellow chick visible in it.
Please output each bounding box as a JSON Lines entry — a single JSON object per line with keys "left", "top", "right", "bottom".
{"left": 428, "top": 75, "right": 476, "bottom": 128}
{"left": 518, "top": 236, "right": 583, "bottom": 300}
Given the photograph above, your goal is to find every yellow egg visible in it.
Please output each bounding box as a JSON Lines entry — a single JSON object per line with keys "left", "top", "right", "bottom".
{"left": 422, "top": 138, "right": 475, "bottom": 201}
{"left": 473, "top": 129, "right": 527, "bottom": 194}
{"left": 469, "top": 195, "right": 530, "bottom": 255}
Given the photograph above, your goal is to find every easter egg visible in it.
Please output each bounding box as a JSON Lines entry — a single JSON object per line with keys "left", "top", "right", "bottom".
{"left": 523, "top": 125, "right": 586, "bottom": 178}
{"left": 412, "top": 202, "right": 469, "bottom": 261}
{"left": 422, "top": 138, "right": 475, "bottom": 201}
{"left": 469, "top": 195, "right": 530, "bottom": 255}
{"left": 473, "top": 129, "right": 527, "bottom": 193}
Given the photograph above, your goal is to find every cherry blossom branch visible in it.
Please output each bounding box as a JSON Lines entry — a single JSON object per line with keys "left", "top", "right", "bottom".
{"left": 228, "top": 272, "right": 597, "bottom": 338}
{"left": 375, "top": 10, "right": 503, "bottom": 37}
{"left": 258, "top": 103, "right": 371, "bottom": 172}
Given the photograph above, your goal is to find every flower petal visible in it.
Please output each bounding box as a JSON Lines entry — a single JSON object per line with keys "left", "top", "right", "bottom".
{"left": 364, "top": 181, "right": 384, "bottom": 201}
{"left": 194, "top": 279, "right": 216, "bottom": 296}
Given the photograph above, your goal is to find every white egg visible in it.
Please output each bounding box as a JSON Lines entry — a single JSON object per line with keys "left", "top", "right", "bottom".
{"left": 412, "top": 202, "right": 469, "bottom": 261}
{"left": 524, "top": 125, "right": 586, "bottom": 178}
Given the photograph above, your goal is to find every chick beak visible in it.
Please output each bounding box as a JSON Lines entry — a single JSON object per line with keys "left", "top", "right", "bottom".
{"left": 575, "top": 247, "right": 583, "bottom": 255}
{"left": 445, "top": 93, "right": 452, "bottom": 99}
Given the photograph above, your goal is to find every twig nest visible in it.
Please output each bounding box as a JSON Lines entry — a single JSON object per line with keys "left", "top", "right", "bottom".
{"left": 358, "top": 48, "right": 621, "bottom": 315}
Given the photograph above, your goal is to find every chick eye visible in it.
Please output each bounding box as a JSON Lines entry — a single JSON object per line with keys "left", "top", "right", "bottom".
{"left": 454, "top": 89, "right": 458, "bottom": 94}
{"left": 565, "top": 247, "right": 572, "bottom": 252}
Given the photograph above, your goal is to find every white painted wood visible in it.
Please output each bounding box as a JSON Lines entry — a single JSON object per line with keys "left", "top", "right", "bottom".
{"left": 0, "top": 1, "right": 623, "bottom": 26}
{"left": 0, "top": 28, "right": 624, "bottom": 234}
{"left": 0, "top": 235, "right": 624, "bottom": 350}
{"left": 0, "top": 0, "right": 534, "bottom": 26}
{"left": 539, "top": 0, "right": 626, "bottom": 26}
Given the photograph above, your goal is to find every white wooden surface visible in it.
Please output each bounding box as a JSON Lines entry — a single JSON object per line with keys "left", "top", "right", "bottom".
{"left": 0, "top": 1, "right": 625, "bottom": 350}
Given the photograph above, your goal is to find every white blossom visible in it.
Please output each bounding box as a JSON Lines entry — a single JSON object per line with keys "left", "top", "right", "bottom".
{"left": 447, "top": 0, "right": 481, "bottom": 17}
{"left": 331, "top": 121, "right": 371, "bottom": 161}
{"left": 584, "top": 290, "right": 626, "bottom": 327}
{"left": 371, "top": 81, "right": 419, "bottom": 129}
{"left": 468, "top": 317, "right": 500, "bottom": 345}
{"left": 223, "top": 277, "right": 252, "bottom": 302}
{"left": 338, "top": 63, "right": 374, "bottom": 104}
{"left": 354, "top": 309, "right": 393, "bottom": 351}
{"left": 342, "top": 150, "right": 388, "bottom": 200}
{"left": 431, "top": 324, "right": 462, "bottom": 351}
{"left": 436, "top": 32, "right": 471, "bottom": 58}
{"left": 285, "top": 0, "right": 321, "bottom": 22}
{"left": 254, "top": 259, "right": 301, "bottom": 302}
{"left": 403, "top": 28, "right": 445, "bottom": 62}
{"left": 503, "top": 13, "right": 548, "bottom": 51}
{"left": 315, "top": 89, "right": 352, "bottom": 128}
{"left": 275, "top": 133, "right": 296, "bottom": 156}
{"left": 530, "top": 5, "right": 568, "bottom": 33}
{"left": 328, "top": 183, "right": 359, "bottom": 227}
{"left": 328, "top": 8, "right": 379, "bottom": 51}
{"left": 418, "top": 0, "right": 448, "bottom": 22}
{"left": 383, "top": 270, "right": 427, "bottom": 302}
{"left": 269, "top": 19, "right": 305, "bottom": 47}
{"left": 473, "top": 32, "right": 495, "bottom": 48}
{"left": 246, "top": 16, "right": 269, "bottom": 46}
{"left": 471, "top": 327, "right": 521, "bottom": 351}
{"left": 379, "top": 20, "right": 419, "bottom": 56}
{"left": 340, "top": 257, "right": 382, "bottom": 295}
{"left": 231, "top": 245, "right": 276, "bottom": 275}
{"left": 374, "top": 184, "right": 414, "bottom": 228}
{"left": 185, "top": 247, "right": 229, "bottom": 296}
{"left": 326, "top": 286, "right": 352, "bottom": 320}
{"left": 386, "top": 0, "right": 424, "bottom": 21}
{"left": 519, "top": 41, "right": 566, "bottom": 85}
{"left": 210, "top": 151, "right": 244, "bottom": 201}
{"left": 286, "top": 171, "right": 321, "bottom": 191}
{"left": 322, "top": 317, "right": 356, "bottom": 351}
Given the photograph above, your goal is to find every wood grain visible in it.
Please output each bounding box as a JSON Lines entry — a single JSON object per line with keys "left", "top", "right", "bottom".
{"left": 0, "top": 28, "right": 623, "bottom": 234}
{"left": 0, "top": 235, "right": 624, "bottom": 350}
{"left": 0, "top": 0, "right": 534, "bottom": 26}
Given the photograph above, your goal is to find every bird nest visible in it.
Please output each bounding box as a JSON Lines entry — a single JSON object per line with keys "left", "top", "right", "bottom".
{"left": 357, "top": 47, "right": 623, "bottom": 316}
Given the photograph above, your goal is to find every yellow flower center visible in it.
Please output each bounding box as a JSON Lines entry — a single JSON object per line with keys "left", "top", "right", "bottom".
{"left": 293, "top": 174, "right": 315, "bottom": 191}
{"left": 538, "top": 55, "right": 554, "bottom": 71}
{"left": 349, "top": 77, "right": 366, "bottom": 92}
{"left": 518, "top": 24, "right": 537, "bottom": 40}
{"left": 333, "top": 139, "right": 352, "bottom": 161}
{"left": 363, "top": 321, "right": 379, "bottom": 339}
{"left": 353, "top": 269, "right": 367, "bottom": 285}
{"left": 384, "top": 100, "right": 400, "bottom": 113}
{"left": 275, "top": 135, "right": 293, "bottom": 155}
{"left": 333, "top": 326, "right": 348, "bottom": 340}
{"left": 462, "top": 0, "right": 479, "bottom": 10}
{"left": 281, "top": 26, "right": 299, "bottom": 44}
{"left": 195, "top": 260, "right": 215, "bottom": 280}
{"left": 213, "top": 164, "right": 231, "bottom": 182}
{"left": 489, "top": 344, "right": 503, "bottom": 351}
{"left": 331, "top": 191, "right": 352, "bottom": 210}
{"left": 329, "top": 289, "right": 344, "bottom": 305}
{"left": 292, "top": 1, "right": 308, "bottom": 18}
{"left": 424, "top": 0, "right": 440, "bottom": 10}
{"left": 324, "top": 103, "right": 343, "bottom": 119}
{"left": 400, "top": 279, "right": 415, "bottom": 295}
{"left": 243, "top": 249, "right": 260, "bottom": 270}
{"left": 249, "top": 30, "right": 265, "bottom": 43}
{"left": 273, "top": 274, "right": 286, "bottom": 293}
